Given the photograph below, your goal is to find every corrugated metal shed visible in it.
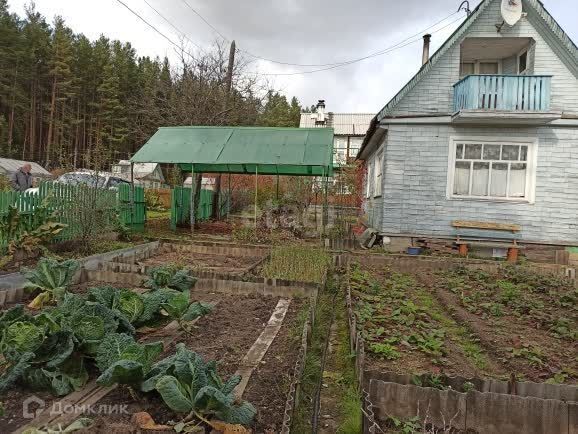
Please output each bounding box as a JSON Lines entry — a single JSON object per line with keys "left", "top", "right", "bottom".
{"left": 0, "top": 158, "right": 51, "bottom": 178}
{"left": 299, "top": 112, "right": 373, "bottom": 135}
{"left": 131, "top": 126, "right": 334, "bottom": 176}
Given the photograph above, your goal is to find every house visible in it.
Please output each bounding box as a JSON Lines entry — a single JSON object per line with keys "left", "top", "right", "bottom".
{"left": 111, "top": 160, "right": 166, "bottom": 188}
{"left": 300, "top": 100, "right": 373, "bottom": 168}
{"left": 358, "top": 0, "right": 578, "bottom": 248}
{"left": 0, "top": 158, "right": 52, "bottom": 183}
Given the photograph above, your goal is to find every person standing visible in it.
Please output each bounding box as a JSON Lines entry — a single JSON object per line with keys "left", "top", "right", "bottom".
{"left": 10, "top": 163, "right": 33, "bottom": 192}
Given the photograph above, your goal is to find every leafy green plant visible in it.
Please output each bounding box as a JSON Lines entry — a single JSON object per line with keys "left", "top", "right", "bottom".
{"left": 386, "top": 415, "right": 421, "bottom": 434}
{"left": 368, "top": 343, "right": 400, "bottom": 360}
{"left": 462, "top": 381, "right": 475, "bottom": 392}
{"left": 95, "top": 333, "right": 163, "bottom": 387}
{"left": 510, "top": 345, "right": 546, "bottom": 367}
{"left": 146, "top": 265, "right": 197, "bottom": 292}
{"left": 23, "top": 258, "right": 79, "bottom": 309}
{"left": 160, "top": 290, "right": 213, "bottom": 333}
{"left": 21, "top": 417, "right": 93, "bottom": 434}
{"left": 549, "top": 318, "right": 577, "bottom": 340}
{"left": 144, "top": 344, "right": 256, "bottom": 426}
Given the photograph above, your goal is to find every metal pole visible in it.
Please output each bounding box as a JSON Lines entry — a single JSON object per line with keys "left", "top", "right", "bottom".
{"left": 190, "top": 165, "right": 195, "bottom": 234}
{"left": 276, "top": 173, "right": 279, "bottom": 200}
{"left": 227, "top": 172, "right": 231, "bottom": 219}
{"left": 322, "top": 167, "right": 328, "bottom": 237}
{"left": 254, "top": 166, "right": 258, "bottom": 229}
{"left": 130, "top": 162, "right": 134, "bottom": 229}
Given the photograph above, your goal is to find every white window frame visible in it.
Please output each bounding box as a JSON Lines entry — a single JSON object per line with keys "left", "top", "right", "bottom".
{"left": 374, "top": 152, "right": 383, "bottom": 197}
{"left": 446, "top": 136, "right": 538, "bottom": 204}
{"left": 366, "top": 157, "right": 374, "bottom": 198}
{"left": 517, "top": 48, "right": 528, "bottom": 74}
{"left": 460, "top": 59, "right": 503, "bottom": 77}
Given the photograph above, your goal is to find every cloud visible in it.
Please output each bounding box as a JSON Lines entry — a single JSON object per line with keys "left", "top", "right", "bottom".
{"left": 7, "top": 0, "right": 577, "bottom": 113}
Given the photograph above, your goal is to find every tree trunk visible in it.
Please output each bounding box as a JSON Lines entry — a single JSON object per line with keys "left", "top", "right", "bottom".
{"left": 45, "top": 77, "right": 57, "bottom": 168}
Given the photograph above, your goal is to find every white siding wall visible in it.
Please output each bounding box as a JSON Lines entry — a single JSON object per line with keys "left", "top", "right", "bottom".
{"left": 380, "top": 124, "right": 578, "bottom": 243}
{"left": 391, "top": 0, "right": 578, "bottom": 116}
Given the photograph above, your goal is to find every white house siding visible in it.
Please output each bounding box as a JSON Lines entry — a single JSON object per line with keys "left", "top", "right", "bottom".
{"left": 379, "top": 124, "right": 578, "bottom": 244}
{"left": 391, "top": 0, "right": 578, "bottom": 116}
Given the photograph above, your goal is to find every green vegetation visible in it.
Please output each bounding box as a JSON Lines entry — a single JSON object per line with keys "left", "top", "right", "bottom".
{"left": 145, "top": 344, "right": 256, "bottom": 426}
{"left": 23, "top": 258, "right": 79, "bottom": 309}
{"left": 145, "top": 264, "right": 197, "bottom": 292}
{"left": 437, "top": 265, "right": 577, "bottom": 343}
{"left": 350, "top": 263, "right": 493, "bottom": 374}
{"left": 262, "top": 246, "right": 331, "bottom": 283}
{"left": 292, "top": 277, "right": 337, "bottom": 432}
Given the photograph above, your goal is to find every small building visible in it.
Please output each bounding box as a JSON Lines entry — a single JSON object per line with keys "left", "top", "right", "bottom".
{"left": 358, "top": 0, "right": 578, "bottom": 246}
{"left": 111, "top": 160, "right": 166, "bottom": 188}
{"left": 0, "top": 158, "right": 52, "bottom": 184}
{"left": 300, "top": 101, "right": 373, "bottom": 168}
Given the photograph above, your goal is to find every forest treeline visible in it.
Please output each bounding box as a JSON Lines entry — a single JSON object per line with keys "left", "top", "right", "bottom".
{"left": 0, "top": 1, "right": 303, "bottom": 170}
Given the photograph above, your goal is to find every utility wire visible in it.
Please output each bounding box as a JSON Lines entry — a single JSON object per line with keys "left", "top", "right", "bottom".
{"left": 117, "top": 0, "right": 465, "bottom": 77}
{"left": 258, "top": 14, "right": 466, "bottom": 76}
{"left": 141, "top": 0, "right": 202, "bottom": 50}
{"left": 177, "top": 0, "right": 461, "bottom": 68}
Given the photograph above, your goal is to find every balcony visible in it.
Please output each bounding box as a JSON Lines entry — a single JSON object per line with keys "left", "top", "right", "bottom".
{"left": 452, "top": 75, "right": 561, "bottom": 124}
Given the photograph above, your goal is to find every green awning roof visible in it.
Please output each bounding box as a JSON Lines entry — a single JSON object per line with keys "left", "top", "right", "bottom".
{"left": 130, "top": 126, "right": 334, "bottom": 176}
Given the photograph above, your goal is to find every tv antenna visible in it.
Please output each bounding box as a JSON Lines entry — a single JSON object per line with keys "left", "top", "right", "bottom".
{"left": 457, "top": 1, "right": 471, "bottom": 16}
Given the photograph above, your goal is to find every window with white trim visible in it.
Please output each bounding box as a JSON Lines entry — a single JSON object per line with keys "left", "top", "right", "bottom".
{"left": 448, "top": 139, "right": 535, "bottom": 202}
{"left": 366, "top": 158, "right": 374, "bottom": 198}
{"left": 374, "top": 152, "right": 383, "bottom": 197}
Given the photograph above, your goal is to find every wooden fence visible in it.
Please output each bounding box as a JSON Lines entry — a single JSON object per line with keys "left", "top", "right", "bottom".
{"left": 0, "top": 182, "right": 145, "bottom": 252}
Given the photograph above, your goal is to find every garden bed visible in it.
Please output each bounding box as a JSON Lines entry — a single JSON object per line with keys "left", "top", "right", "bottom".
{"left": 349, "top": 260, "right": 577, "bottom": 386}
{"left": 346, "top": 256, "right": 578, "bottom": 434}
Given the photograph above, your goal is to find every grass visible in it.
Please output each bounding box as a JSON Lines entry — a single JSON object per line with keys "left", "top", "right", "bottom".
{"left": 147, "top": 209, "right": 170, "bottom": 219}
{"left": 262, "top": 246, "right": 331, "bottom": 284}
{"left": 333, "top": 287, "right": 362, "bottom": 434}
{"left": 292, "top": 276, "right": 337, "bottom": 432}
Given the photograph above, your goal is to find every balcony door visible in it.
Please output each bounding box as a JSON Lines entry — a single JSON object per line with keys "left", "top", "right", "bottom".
{"left": 460, "top": 60, "right": 501, "bottom": 78}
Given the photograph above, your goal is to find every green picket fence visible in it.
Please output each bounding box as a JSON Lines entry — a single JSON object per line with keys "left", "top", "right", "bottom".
{"left": 0, "top": 182, "right": 145, "bottom": 252}
{"left": 170, "top": 187, "right": 230, "bottom": 230}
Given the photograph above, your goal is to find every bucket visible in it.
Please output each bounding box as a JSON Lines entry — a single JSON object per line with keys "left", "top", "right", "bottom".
{"left": 407, "top": 247, "right": 422, "bottom": 256}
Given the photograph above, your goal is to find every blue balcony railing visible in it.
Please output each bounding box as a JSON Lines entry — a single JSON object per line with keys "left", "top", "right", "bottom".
{"left": 453, "top": 74, "right": 552, "bottom": 112}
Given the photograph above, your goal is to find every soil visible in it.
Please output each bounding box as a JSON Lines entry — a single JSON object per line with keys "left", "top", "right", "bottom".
{"left": 352, "top": 260, "right": 577, "bottom": 385}
{"left": 243, "top": 298, "right": 306, "bottom": 433}
{"left": 419, "top": 268, "right": 578, "bottom": 384}
{"left": 351, "top": 263, "right": 501, "bottom": 380}
{"left": 0, "top": 388, "right": 56, "bottom": 433}
{"left": 141, "top": 251, "right": 263, "bottom": 275}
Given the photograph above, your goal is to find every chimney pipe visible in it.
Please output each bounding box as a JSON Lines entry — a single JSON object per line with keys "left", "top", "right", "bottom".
{"left": 315, "top": 99, "right": 326, "bottom": 125}
{"left": 422, "top": 34, "right": 431, "bottom": 66}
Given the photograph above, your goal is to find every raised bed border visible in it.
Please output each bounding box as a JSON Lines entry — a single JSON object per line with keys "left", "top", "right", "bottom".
{"left": 0, "top": 242, "right": 160, "bottom": 307}
{"left": 343, "top": 255, "right": 578, "bottom": 434}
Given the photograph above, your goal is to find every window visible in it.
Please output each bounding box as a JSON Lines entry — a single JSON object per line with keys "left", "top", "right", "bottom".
{"left": 479, "top": 62, "right": 499, "bottom": 74}
{"left": 349, "top": 137, "right": 363, "bottom": 158}
{"left": 460, "top": 62, "right": 475, "bottom": 77}
{"left": 448, "top": 138, "right": 536, "bottom": 202}
{"left": 333, "top": 137, "right": 348, "bottom": 166}
{"left": 374, "top": 153, "right": 383, "bottom": 197}
{"left": 518, "top": 50, "right": 528, "bottom": 74}
{"left": 460, "top": 60, "right": 501, "bottom": 77}
{"left": 366, "top": 158, "right": 374, "bottom": 198}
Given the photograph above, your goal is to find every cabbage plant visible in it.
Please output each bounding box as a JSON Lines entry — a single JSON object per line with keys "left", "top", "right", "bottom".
{"left": 23, "top": 258, "right": 79, "bottom": 309}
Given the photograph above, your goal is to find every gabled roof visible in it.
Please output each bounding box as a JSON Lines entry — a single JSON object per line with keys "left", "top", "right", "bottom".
{"left": 0, "top": 158, "right": 51, "bottom": 177}
{"left": 376, "top": 0, "right": 578, "bottom": 121}
{"left": 299, "top": 112, "right": 374, "bottom": 135}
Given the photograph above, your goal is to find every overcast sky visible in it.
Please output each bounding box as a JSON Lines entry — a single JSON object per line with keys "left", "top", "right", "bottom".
{"left": 7, "top": 0, "right": 578, "bottom": 113}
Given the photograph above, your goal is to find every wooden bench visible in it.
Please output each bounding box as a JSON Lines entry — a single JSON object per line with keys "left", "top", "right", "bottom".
{"left": 451, "top": 220, "right": 523, "bottom": 262}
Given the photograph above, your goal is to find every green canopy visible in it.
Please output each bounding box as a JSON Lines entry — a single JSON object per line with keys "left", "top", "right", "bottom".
{"left": 130, "top": 126, "right": 334, "bottom": 176}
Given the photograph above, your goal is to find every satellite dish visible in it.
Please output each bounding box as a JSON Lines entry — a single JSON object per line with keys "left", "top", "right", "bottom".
{"left": 501, "top": 0, "right": 523, "bottom": 26}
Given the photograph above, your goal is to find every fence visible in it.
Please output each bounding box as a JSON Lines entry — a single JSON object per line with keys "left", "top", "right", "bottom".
{"left": 0, "top": 182, "right": 145, "bottom": 252}
{"left": 170, "top": 186, "right": 230, "bottom": 230}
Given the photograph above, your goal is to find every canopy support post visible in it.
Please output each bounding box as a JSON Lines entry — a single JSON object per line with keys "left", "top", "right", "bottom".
{"left": 276, "top": 173, "right": 279, "bottom": 200}
{"left": 190, "top": 165, "right": 195, "bottom": 235}
{"left": 130, "top": 162, "right": 134, "bottom": 230}
{"left": 322, "top": 167, "right": 328, "bottom": 238}
{"left": 254, "top": 166, "right": 258, "bottom": 229}
{"left": 227, "top": 172, "right": 231, "bottom": 219}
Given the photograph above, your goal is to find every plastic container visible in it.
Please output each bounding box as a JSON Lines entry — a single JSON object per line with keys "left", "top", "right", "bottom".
{"left": 407, "top": 247, "right": 422, "bottom": 256}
